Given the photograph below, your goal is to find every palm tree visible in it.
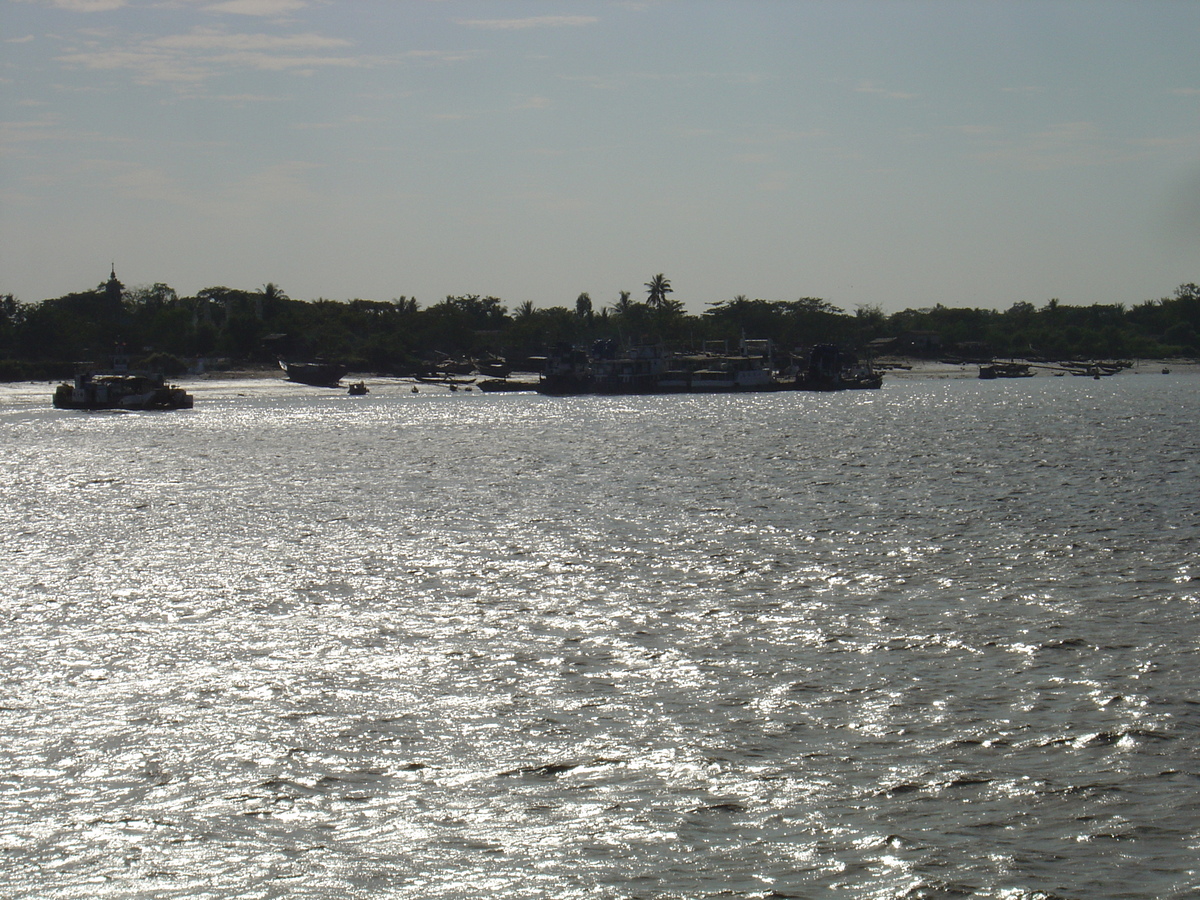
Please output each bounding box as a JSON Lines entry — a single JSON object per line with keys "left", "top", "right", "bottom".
{"left": 515, "top": 300, "right": 535, "bottom": 321}
{"left": 257, "top": 282, "right": 288, "bottom": 319}
{"left": 614, "top": 290, "right": 633, "bottom": 316}
{"left": 645, "top": 274, "right": 672, "bottom": 310}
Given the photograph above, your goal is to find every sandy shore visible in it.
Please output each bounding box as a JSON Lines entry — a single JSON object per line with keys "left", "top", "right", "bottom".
{"left": 872, "top": 357, "right": 1199, "bottom": 379}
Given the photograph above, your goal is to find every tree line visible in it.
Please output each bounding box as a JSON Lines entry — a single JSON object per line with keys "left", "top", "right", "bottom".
{"left": 0, "top": 272, "right": 1197, "bottom": 380}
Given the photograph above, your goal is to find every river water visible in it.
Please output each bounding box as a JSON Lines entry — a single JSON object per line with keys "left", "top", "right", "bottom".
{"left": 0, "top": 372, "right": 1197, "bottom": 899}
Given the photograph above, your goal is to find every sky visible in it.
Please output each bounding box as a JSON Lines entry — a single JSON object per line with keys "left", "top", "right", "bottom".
{"left": 2, "top": 0, "right": 1199, "bottom": 315}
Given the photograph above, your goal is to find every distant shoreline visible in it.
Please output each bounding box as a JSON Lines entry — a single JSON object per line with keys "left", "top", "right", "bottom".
{"left": 6, "top": 356, "right": 1196, "bottom": 386}
{"left": 189, "top": 357, "right": 1197, "bottom": 383}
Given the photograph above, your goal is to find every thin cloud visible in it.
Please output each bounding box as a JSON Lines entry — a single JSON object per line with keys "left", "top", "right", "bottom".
{"left": 757, "top": 171, "right": 793, "bottom": 193}
{"left": 108, "top": 159, "right": 319, "bottom": 215}
{"left": 455, "top": 16, "right": 598, "bottom": 30}
{"left": 731, "top": 127, "right": 831, "bottom": 146}
{"left": 293, "top": 114, "right": 380, "bottom": 129}
{"left": 562, "top": 70, "right": 772, "bottom": 92}
{"left": 22, "top": 0, "right": 127, "bottom": 10}
{"left": 55, "top": 26, "right": 386, "bottom": 85}
{"left": 110, "top": 165, "right": 195, "bottom": 206}
{"left": 149, "top": 28, "right": 351, "bottom": 52}
{"left": 0, "top": 116, "right": 64, "bottom": 147}
{"left": 212, "top": 92, "right": 286, "bottom": 104}
{"left": 55, "top": 47, "right": 212, "bottom": 83}
{"left": 1130, "top": 133, "right": 1200, "bottom": 153}
{"left": 854, "top": 80, "right": 916, "bottom": 100}
{"left": 970, "top": 121, "right": 1143, "bottom": 171}
{"left": 403, "top": 49, "right": 479, "bottom": 64}
{"left": 947, "top": 124, "right": 1000, "bottom": 136}
{"left": 202, "top": 0, "right": 311, "bottom": 15}
{"left": 0, "top": 115, "right": 131, "bottom": 159}
{"left": 236, "top": 159, "right": 319, "bottom": 205}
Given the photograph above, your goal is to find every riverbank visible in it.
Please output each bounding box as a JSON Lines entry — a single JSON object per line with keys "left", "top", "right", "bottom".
{"left": 199, "top": 357, "right": 1198, "bottom": 382}
{"left": 873, "top": 357, "right": 1199, "bottom": 379}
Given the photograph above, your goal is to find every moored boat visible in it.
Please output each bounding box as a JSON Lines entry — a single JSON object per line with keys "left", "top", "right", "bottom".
{"left": 281, "top": 359, "right": 348, "bottom": 386}
{"left": 1058, "top": 360, "right": 1127, "bottom": 378}
{"left": 793, "top": 344, "right": 882, "bottom": 390}
{"left": 536, "top": 345, "right": 593, "bottom": 395}
{"left": 475, "top": 357, "right": 512, "bottom": 378}
{"left": 979, "top": 362, "right": 1033, "bottom": 379}
{"left": 477, "top": 379, "right": 537, "bottom": 392}
{"left": 841, "top": 367, "right": 884, "bottom": 389}
{"left": 53, "top": 372, "right": 194, "bottom": 411}
{"left": 537, "top": 340, "right": 788, "bottom": 395}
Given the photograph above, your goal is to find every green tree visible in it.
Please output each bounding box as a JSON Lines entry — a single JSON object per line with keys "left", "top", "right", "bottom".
{"left": 575, "top": 292, "right": 593, "bottom": 320}
{"left": 0, "top": 294, "right": 25, "bottom": 354}
{"left": 705, "top": 296, "right": 787, "bottom": 345}
{"left": 393, "top": 296, "right": 420, "bottom": 315}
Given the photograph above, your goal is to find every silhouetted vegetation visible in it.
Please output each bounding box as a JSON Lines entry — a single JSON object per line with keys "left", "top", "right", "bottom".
{"left": 1, "top": 272, "right": 1196, "bottom": 380}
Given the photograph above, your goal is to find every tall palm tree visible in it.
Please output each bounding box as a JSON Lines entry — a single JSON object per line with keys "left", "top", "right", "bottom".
{"left": 260, "top": 282, "right": 288, "bottom": 303}
{"left": 645, "top": 274, "right": 672, "bottom": 310}
{"left": 614, "top": 290, "right": 632, "bottom": 315}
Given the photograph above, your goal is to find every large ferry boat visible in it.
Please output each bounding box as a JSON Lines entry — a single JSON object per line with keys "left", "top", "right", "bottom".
{"left": 536, "top": 340, "right": 880, "bottom": 395}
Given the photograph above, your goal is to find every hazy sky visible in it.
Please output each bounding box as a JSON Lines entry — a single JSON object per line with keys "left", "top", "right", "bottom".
{"left": 2, "top": 0, "right": 1198, "bottom": 314}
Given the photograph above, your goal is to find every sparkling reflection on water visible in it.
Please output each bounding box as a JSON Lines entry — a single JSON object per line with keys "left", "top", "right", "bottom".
{"left": 1, "top": 375, "right": 1198, "bottom": 899}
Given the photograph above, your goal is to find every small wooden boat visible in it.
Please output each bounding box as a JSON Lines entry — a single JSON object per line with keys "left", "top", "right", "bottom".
{"left": 415, "top": 375, "right": 476, "bottom": 386}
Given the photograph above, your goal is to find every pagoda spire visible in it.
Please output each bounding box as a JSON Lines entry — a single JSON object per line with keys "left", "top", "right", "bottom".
{"left": 103, "top": 263, "right": 124, "bottom": 307}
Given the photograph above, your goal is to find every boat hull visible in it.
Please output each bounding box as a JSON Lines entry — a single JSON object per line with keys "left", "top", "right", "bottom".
{"left": 282, "top": 361, "right": 348, "bottom": 386}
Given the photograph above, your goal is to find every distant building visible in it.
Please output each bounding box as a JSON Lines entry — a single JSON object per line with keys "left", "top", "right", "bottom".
{"left": 867, "top": 331, "right": 942, "bottom": 357}
{"left": 101, "top": 264, "right": 124, "bottom": 311}
{"left": 104, "top": 265, "right": 123, "bottom": 299}
{"left": 899, "top": 331, "right": 941, "bottom": 354}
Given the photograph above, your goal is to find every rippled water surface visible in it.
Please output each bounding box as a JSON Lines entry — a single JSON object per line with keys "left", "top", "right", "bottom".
{"left": 1, "top": 374, "right": 1198, "bottom": 899}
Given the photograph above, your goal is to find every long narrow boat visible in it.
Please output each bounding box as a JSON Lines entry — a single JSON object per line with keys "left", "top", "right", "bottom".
{"left": 477, "top": 379, "right": 537, "bottom": 392}
{"left": 281, "top": 360, "right": 348, "bottom": 386}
